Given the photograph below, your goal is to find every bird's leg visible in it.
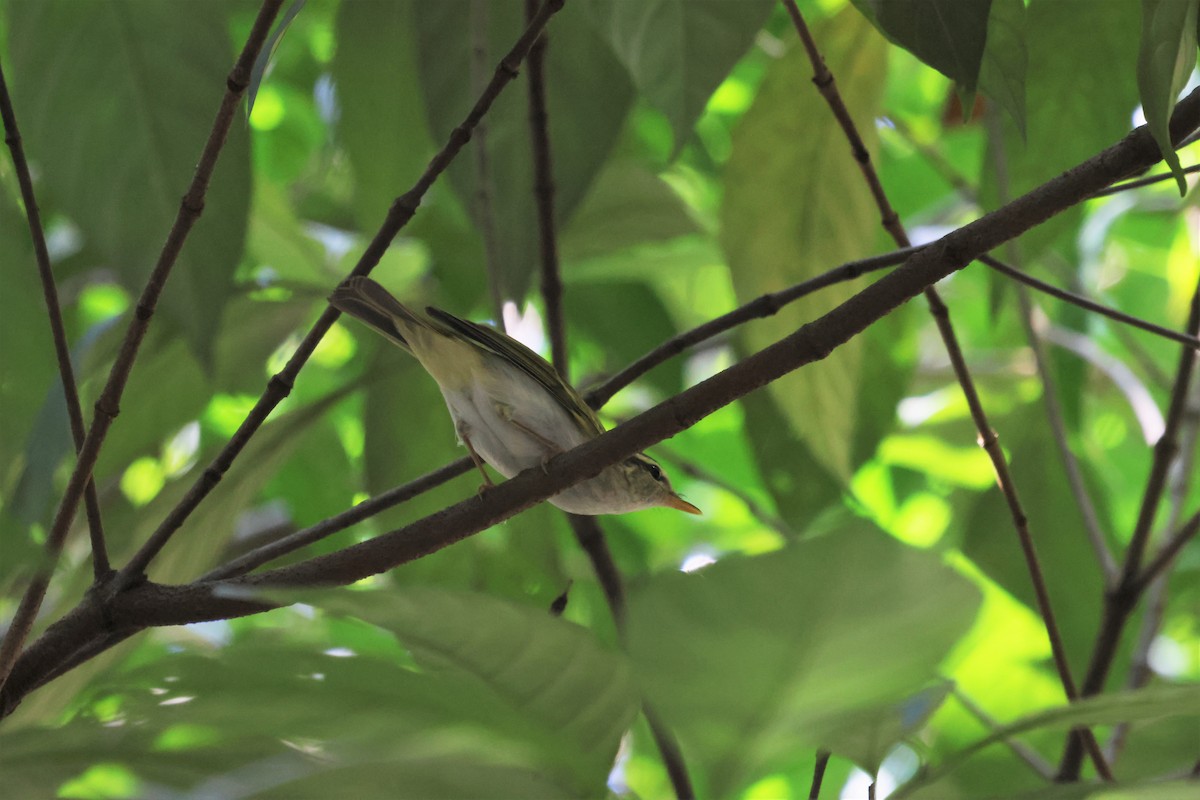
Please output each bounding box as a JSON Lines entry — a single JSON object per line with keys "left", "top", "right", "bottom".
{"left": 456, "top": 422, "right": 494, "bottom": 490}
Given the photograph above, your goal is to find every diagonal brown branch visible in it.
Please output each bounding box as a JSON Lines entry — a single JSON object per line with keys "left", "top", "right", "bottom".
{"left": 4, "top": 76, "right": 1197, "bottom": 724}
{"left": 0, "top": 65, "right": 109, "bottom": 578}
{"left": 197, "top": 249, "right": 913, "bottom": 580}
{"left": 0, "top": 0, "right": 285, "bottom": 694}
{"left": 112, "top": 0, "right": 568, "bottom": 592}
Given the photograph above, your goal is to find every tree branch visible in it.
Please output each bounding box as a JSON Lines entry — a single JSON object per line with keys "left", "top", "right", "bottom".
{"left": 111, "top": 0, "right": 568, "bottom": 592}
{"left": 0, "top": 64, "right": 109, "bottom": 578}
{"left": 981, "top": 255, "right": 1200, "bottom": 349}
{"left": 0, "top": 0, "right": 285, "bottom": 694}
{"left": 3, "top": 76, "right": 1197, "bottom": 723}
{"left": 470, "top": 0, "right": 506, "bottom": 325}
{"left": 196, "top": 249, "right": 913, "bottom": 579}
{"left": 1057, "top": 277, "right": 1200, "bottom": 780}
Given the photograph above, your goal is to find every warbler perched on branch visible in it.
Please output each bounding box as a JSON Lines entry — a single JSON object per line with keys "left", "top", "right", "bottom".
{"left": 330, "top": 277, "right": 701, "bottom": 516}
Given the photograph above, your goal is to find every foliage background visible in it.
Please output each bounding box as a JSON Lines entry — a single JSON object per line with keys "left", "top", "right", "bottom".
{"left": 0, "top": 0, "right": 1198, "bottom": 797}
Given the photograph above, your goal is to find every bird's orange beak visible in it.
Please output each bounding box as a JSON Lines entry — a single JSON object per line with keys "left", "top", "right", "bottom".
{"left": 664, "top": 493, "right": 702, "bottom": 515}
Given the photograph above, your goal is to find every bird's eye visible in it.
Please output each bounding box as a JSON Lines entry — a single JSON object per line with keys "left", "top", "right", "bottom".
{"left": 645, "top": 463, "right": 663, "bottom": 481}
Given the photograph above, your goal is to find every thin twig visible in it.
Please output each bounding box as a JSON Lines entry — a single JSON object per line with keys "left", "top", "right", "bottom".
{"left": 1111, "top": 375, "right": 1200, "bottom": 761}
{"left": 656, "top": 447, "right": 794, "bottom": 537}
{"left": 1093, "top": 163, "right": 1200, "bottom": 197}
{"left": 200, "top": 457, "right": 474, "bottom": 581}
{"left": 0, "top": 0, "right": 286, "bottom": 694}
{"left": 1133, "top": 508, "right": 1200, "bottom": 595}
{"left": 0, "top": 65, "right": 109, "bottom": 578}
{"left": 982, "top": 255, "right": 1200, "bottom": 349}
{"left": 522, "top": 3, "right": 690, "bottom": 793}
{"left": 525, "top": 0, "right": 566, "bottom": 378}
{"left": 782, "top": 0, "right": 1113, "bottom": 779}
{"left": 1017, "top": 290, "right": 1117, "bottom": 578}
{"left": 4, "top": 83, "right": 1197, "bottom": 718}
{"left": 585, "top": 247, "right": 918, "bottom": 408}
{"left": 1057, "top": 278, "right": 1200, "bottom": 781}
{"left": 111, "top": 0, "right": 568, "bottom": 593}
{"left": 1042, "top": 324, "right": 1165, "bottom": 444}
{"left": 952, "top": 687, "right": 1055, "bottom": 780}
{"left": 470, "top": 0, "right": 506, "bottom": 326}
{"left": 809, "top": 750, "right": 831, "bottom": 799}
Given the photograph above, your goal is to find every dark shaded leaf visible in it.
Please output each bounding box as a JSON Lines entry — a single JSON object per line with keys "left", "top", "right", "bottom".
{"left": 853, "top": 0, "right": 993, "bottom": 96}
{"left": 6, "top": 0, "right": 251, "bottom": 363}
{"left": 583, "top": 0, "right": 775, "bottom": 152}
{"left": 1136, "top": 0, "right": 1200, "bottom": 194}
{"left": 411, "top": 0, "right": 634, "bottom": 301}
{"left": 977, "top": 0, "right": 1027, "bottom": 137}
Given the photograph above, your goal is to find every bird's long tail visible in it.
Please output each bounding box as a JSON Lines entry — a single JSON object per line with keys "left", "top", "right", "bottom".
{"left": 329, "top": 276, "right": 425, "bottom": 353}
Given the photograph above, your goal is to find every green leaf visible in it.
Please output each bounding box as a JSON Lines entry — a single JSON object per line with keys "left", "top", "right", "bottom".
{"left": 626, "top": 525, "right": 981, "bottom": 796}
{"left": 895, "top": 685, "right": 1200, "bottom": 798}
{"left": 410, "top": 0, "right": 634, "bottom": 301}
{"left": 820, "top": 682, "right": 953, "bottom": 774}
{"left": 565, "top": 281, "right": 683, "bottom": 397}
{"left": 853, "top": 0, "right": 993, "bottom": 96}
{"left": 583, "top": 0, "right": 775, "bottom": 152}
{"left": 979, "top": 0, "right": 1140, "bottom": 260}
{"left": 977, "top": 0, "right": 1028, "bottom": 137}
{"left": 314, "top": 587, "right": 639, "bottom": 794}
{"left": 721, "top": 10, "right": 887, "bottom": 482}
{"left": 0, "top": 637, "right": 593, "bottom": 798}
{"left": 560, "top": 159, "right": 700, "bottom": 263}
{"left": 1136, "top": 0, "right": 1200, "bottom": 195}
{"left": 332, "top": 0, "right": 437, "bottom": 230}
{"left": 961, "top": 408, "right": 1112, "bottom": 677}
{"left": 6, "top": 0, "right": 251, "bottom": 364}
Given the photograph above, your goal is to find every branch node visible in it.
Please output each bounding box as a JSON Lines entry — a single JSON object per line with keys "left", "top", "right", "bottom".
{"left": 181, "top": 193, "right": 205, "bottom": 216}
{"left": 268, "top": 373, "right": 294, "bottom": 396}
{"left": 203, "top": 466, "right": 226, "bottom": 488}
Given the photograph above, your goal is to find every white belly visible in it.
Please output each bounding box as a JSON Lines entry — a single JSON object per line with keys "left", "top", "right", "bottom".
{"left": 435, "top": 364, "right": 634, "bottom": 515}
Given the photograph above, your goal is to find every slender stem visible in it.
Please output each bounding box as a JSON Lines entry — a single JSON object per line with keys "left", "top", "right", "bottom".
{"left": 1016, "top": 289, "right": 1117, "bottom": 578}
{"left": 585, "top": 247, "right": 918, "bottom": 408}
{"left": 656, "top": 447, "right": 794, "bottom": 537}
{"left": 952, "top": 688, "right": 1055, "bottom": 780}
{"left": 782, "top": 0, "right": 1113, "bottom": 779}
{"left": 809, "top": 750, "right": 831, "bottom": 799}
{"left": 981, "top": 255, "right": 1200, "bottom": 349}
{"left": 523, "top": 3, "right": 690, "bottom": 794}
{"left": 1042, "top": 324, "right": 1165, "bottom": 444}
{"left": 1121, "top": 281, "right": 1200, "bottom": 583}
{"left": 470, "top": 0, "right": 506, "bottom": 326}
{"left": 201, "top": 457, "right": 474, "bottom": 581}
{"left": 112, "top": 0, "right": 569, "bottom": 592}
{"left": 0, "top": 65, "right": 109, "bottom": 578}
{"left": 0, "top": 0, "right": 285, "bottom": 694}
{"left": 1093, "top": 163, "right": 1200, "bottom": 196}
{"left": 1133, "top": 508, "right": 1200, "bottom": 595}
{"left": 1110, "top": 376, "right": 1200, "bottom": 761}
{"left": 525, "top": 0, "right": 566, "bottom": 378}
{"left": 1057, "top": 278, "right": 1200, "bottom": 781}
{"left": 4, "top": 82, "right": 1197, "bottom": 719}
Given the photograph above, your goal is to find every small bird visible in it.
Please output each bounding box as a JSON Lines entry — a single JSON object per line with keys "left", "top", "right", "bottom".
{"left": 330, "top": 277, "right": 701, "bottom": 516}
